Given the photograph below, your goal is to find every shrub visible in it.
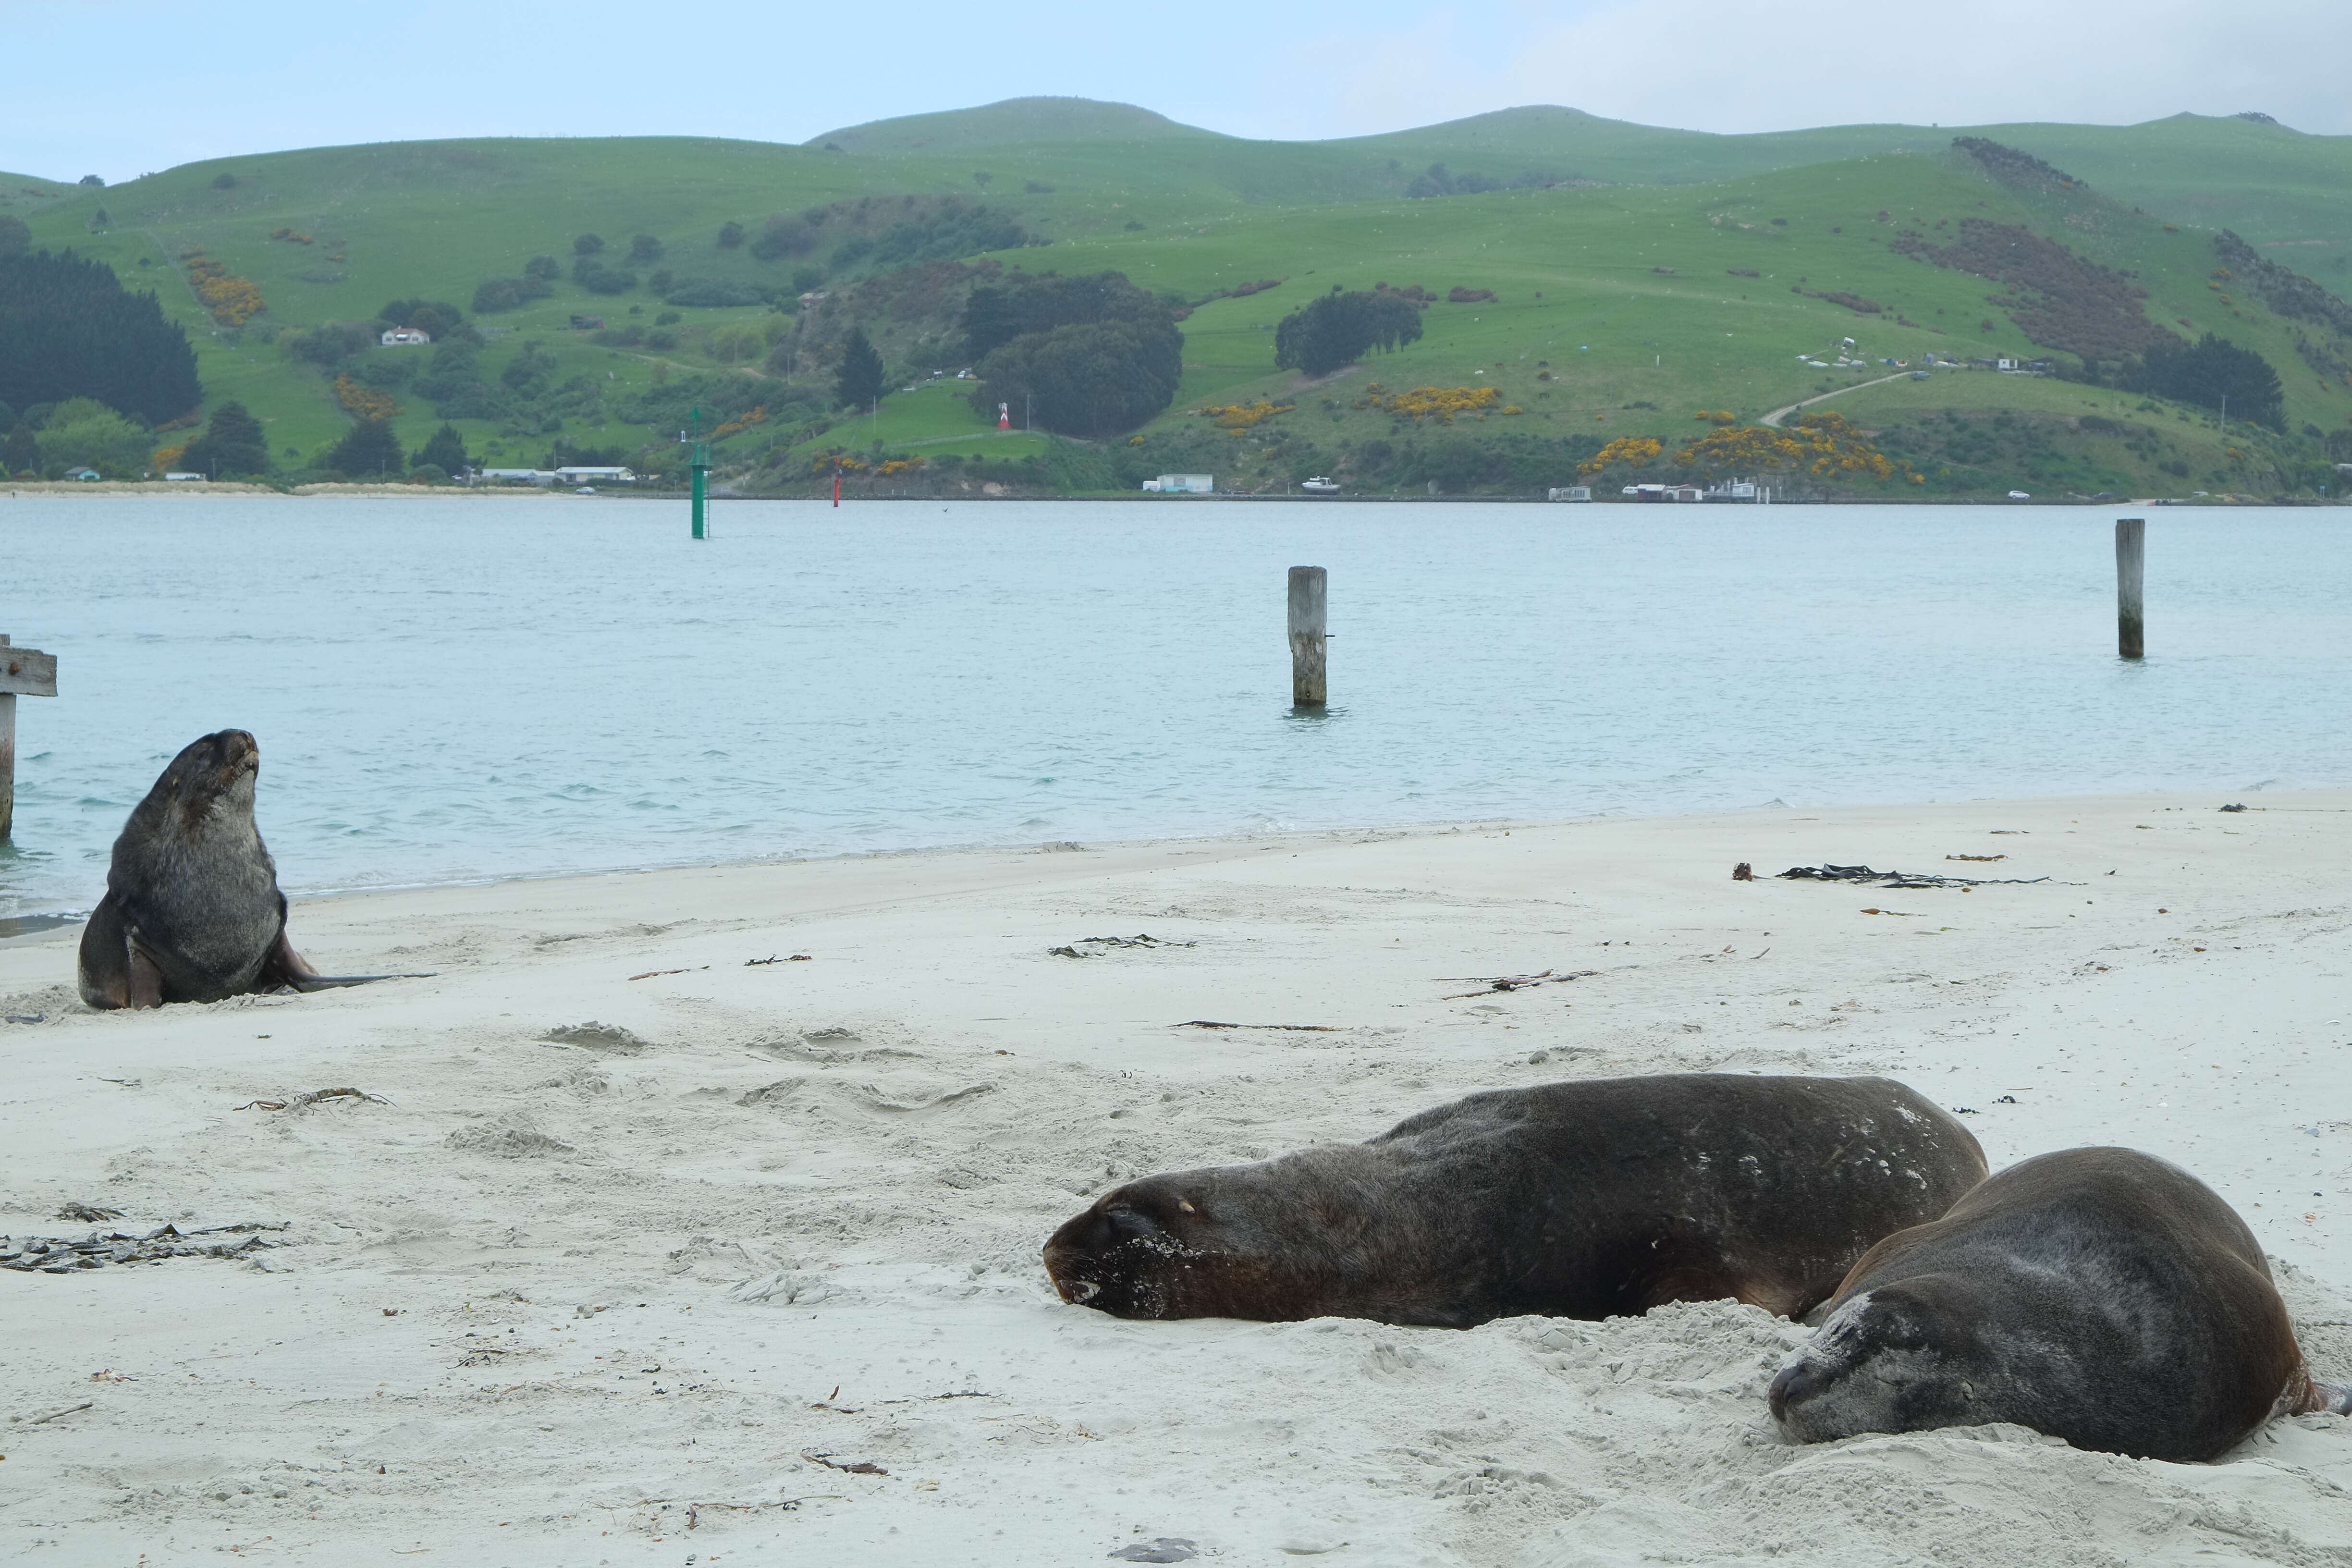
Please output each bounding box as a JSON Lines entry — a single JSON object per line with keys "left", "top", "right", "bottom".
{"left": 573, "top": 233, "right": 606, "bottom": 257}
{"left": 572, "top": 258, "right": 637, "bottom": 294}
{"left": 289, "top": 320, "right": 377, "bottom": 366}
{"left": 627, "top": 234, "right": 663, "bottom": 264}
{"left": 717, "top": 221, "right": 745, "bottom": 249}
{"left": 961, "top": 270, "right": 1183, "bottom": 437}
{"left": 750, "top": 215, "right": 818, "bottom": 261}
{"left": 523, "top": 255, "right": 561, "bottom": 282}
{"left": 35, "top": 397, "right": 153, "bottom": 477}
{"left": 708, "top": 325, "right": 765, "bottom": 363}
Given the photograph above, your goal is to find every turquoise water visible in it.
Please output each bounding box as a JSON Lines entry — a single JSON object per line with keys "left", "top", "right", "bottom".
{"left": 2, "top": 496, "right": 2347, "bottom": 919}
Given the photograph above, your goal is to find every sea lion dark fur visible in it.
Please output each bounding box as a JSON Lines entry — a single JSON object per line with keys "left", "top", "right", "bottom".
{"left": 76, "top": 730, "right": 419, "bottom": 1009}
{"left": 1043, "top": 1073, "right": 1986, "bottom": 1327}
{"left": 1769, "top": 1146, "right": 2352, "bottom": 1461}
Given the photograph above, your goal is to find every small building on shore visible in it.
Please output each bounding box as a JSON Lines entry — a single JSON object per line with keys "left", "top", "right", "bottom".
{"left": 1547, "top": 485, "right": 1592, "bottom": 502}
{"left": 380, "top": 327, "right": 431, "bottom": 347}
{"left": 555, "top": 466, "right": 637, "bottom": 486}
{"left": 1142, "top": 474, "right": 1214, "bottom": 494}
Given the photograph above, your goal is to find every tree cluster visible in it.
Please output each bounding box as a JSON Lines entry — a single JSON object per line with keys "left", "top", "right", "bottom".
{"left": 1273, "top": 287, "right": 1424, "bottom": 377}
{"left": 2127, "top": 334, "right": 2285, "bottom": 430}
{"left": 0, "top": 247, "right": 201, "bottom": 425}
{"left": 1403, "top": 163, "right": 1572, "bottom": 198}
{"left": 961, "top": 271, "right": 1183, "bottom": 437}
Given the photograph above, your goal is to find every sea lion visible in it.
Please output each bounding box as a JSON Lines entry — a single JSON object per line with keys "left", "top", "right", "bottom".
{"left": 76, "top": 730, "right": 422, "bottom": 1009}
{"left": 1768, "top": 1146, "right": 2352, "bottom": 1461}
{"left": 1043, "top": 1073, "right": 1985, "bottom": 1327}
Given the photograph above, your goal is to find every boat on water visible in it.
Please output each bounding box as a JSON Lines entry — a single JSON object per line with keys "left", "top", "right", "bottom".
{"left": 1299, "top": 477, "right": 1340, "bottom": 494}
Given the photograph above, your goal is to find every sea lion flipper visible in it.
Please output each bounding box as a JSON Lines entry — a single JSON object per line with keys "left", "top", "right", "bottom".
{"left": 76, "top": 895, "right": 134, "bottom": 1010}
{"left": 2295, "top": 1377, "right": 2352, "bottom": 1416}
{"left": 256, "top": 927, "right": 319, "bottom": 989}
{"left": 285, "top": 971, "right": 437, "bottom": 991}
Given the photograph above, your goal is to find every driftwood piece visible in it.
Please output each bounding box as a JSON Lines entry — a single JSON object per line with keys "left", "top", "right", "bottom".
{"left": 1437, "top": 969, "right": 1601, "bottom": 1000}
{"left": 235, "top": 1087, "right": 392, "bottom": 1112}
{"left": 1175, "top": 1020, "right": 1339, "bottom": 1032}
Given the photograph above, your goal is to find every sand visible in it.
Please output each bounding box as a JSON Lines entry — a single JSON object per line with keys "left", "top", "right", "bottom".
{"left": 5, "top": 791, "right": 2352, "bottom": 1565}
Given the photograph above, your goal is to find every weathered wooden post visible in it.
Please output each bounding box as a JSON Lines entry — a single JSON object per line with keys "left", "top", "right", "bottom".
{"left": 0, "top": 634, "right": 61, "bottom": 842}
{"left": 1288, "top": 566, "right": 1327, "bottom": 707}
{"left": 2116, "top": 518, "right": 2145, "bottom": 660}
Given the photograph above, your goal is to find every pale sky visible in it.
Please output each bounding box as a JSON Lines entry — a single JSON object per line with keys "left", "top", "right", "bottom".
{"left": 9, "top": 0, "right": 2348, "bottom": 183}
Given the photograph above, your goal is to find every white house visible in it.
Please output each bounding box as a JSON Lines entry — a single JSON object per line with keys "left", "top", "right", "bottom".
{"left": 380, "top": 327, "right": 432, "bottom": 347}
{"left": 554, "top": 466, "right": 637, "bottom": 485}
{"left": 1546, "top": 485, "right": 1592, "bottom": 502}
{"left": 1142, "top": 473, "right": 1213, "bottom": 494}
{"left": 162, "top": 471, "right": 207, "bottom": 483}
{"left": 478, "top": 467, "right": 557, "bottom": 486}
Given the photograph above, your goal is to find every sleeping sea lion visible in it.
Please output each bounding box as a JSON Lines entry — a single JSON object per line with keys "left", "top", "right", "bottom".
{"left": 76, "top": 730, "right": 424, "bottom": 1009}
{"left": 1768, "top": 1146, "right": 2352, "bottom": 1461}
{"left": 1043, "top": 1073, "right": 1985, "bottom": 1327}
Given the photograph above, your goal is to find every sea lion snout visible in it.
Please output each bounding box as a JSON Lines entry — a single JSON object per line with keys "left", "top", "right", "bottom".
{"left": 1767, "top": 1359, "right": 1825, "bottom": 1421}
{"left": 1043, "top": 1191, "right": 1199, "bottom": 1314}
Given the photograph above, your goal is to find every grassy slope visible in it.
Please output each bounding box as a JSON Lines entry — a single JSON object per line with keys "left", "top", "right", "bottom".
{"left": 11, "top": 100, "right": 2350, "bottom": 493}
{"left": 850, "top": 151, "right": 2351, "bottom": 496}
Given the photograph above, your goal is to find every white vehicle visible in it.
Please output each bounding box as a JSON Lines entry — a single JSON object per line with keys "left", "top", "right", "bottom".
{"left": 1300, "top": 477, "right": 1340, "bottom": 494}
{"left": 2008, "top": 490, "right": 2032, "bottom": 500}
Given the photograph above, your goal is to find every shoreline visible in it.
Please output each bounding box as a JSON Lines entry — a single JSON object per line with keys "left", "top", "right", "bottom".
{"left": 5, "top": 786, "right": 2352, "bottom": 1560}
{"left": 4, "top": 482, "right": 2333, "bottom": 505}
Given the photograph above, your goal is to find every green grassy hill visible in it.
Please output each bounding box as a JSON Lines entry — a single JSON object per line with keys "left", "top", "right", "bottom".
{"left": 10, "top": 98, "right": 2351, "bottom": 498}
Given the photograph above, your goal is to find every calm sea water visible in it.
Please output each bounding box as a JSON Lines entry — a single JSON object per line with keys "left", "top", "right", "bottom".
{"left": 1, "top": 496, "right": 2347, "bottom": 920}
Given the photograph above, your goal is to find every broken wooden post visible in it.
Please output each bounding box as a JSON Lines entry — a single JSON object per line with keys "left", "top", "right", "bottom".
{"left": 2116, "top": 518, "right": 2144, "bottom": 660}
{"left": 0, "top": 635, "right": 60, "bottom": 842}
{"left": 1288, "top": 566, "right": 1327, "bottom": 707}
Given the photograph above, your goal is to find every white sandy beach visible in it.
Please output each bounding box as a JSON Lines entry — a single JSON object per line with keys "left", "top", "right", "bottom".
{"left": 5, "top": 792, "right": 2352, "bottom": 1566}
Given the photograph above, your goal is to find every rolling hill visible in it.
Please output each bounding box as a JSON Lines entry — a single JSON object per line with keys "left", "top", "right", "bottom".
{"left": 8, "top": 98, "right": 2351, "bottom": 498}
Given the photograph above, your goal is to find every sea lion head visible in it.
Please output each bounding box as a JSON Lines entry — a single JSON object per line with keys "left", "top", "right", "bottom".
{"left": 151, "top": 730, "right": 261, "bottom": 827}
{"left": 1043, "top": 1150, "right": 1421, "bottom": 1322}
{"left": 1768, "top": 1276, "right": 1987, "bottom": 1443}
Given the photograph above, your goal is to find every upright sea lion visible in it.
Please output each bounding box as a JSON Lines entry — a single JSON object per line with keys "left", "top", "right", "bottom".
{"left": 1768, "top": 1146, "right": 2352, "bottom": 1461}
{"left": 1043, "top": 1073, "right": 1985, "bottom": 1327}
{"left": 76, "top": 730, "right": 421, "bottom": 1009}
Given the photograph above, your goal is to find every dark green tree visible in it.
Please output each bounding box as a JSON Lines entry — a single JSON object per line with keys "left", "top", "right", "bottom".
{"left": 3, "top": 422, "right": 36, "bottom": 475}
{"left": 834, "top": 325, "right": 885, "bottom": 410}
{"left": 960, "top": 270, "right": 1184, "bottom": 436}
{"left": 627, "top": 234, "right": 663, "bottom": 264}
{"left": 412, "top": 422, "right": 470, "bottom": 475}
{"left": 180, "top": 401, "right": 269, "bottom": 477}
{"left": 325, "top": 417, "right": 404, "bottom": 478}
{"left": 2129, "top": 334, "right": 2285, "bottom": 430}
{"left": 716, "top": 221, "right": 745, "bottom": 249}
{"left": 0, "top": 248, "right": 201, "bottom": 424}
{"left": 573, "top": 233, "right": 605, "bottom": 257}
{"left": 1274, "top": 288, "right": 1425, "bottom": 376}
{"left": 0, "top": 215, "right": 28, "bottom": 258}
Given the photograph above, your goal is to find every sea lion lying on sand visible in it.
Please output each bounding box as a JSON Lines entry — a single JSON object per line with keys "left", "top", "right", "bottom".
{"left": 77, "top": 730, "right": 426, "bottom": 1009}
{"left": 1769, "top": 1146, "right": 2352, "bottom": 1461}
{"left": 1044, "top": 1073, "right": 1985, "bottom": 1327}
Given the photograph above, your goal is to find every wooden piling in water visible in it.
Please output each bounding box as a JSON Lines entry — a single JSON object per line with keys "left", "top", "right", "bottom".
{"left": 1288, "top": 567, "right": 1328, "bottom": 707}
{"left": 2116, "top": 518, "right": 2145, "bottom": 660}
{"left": 0, "top": 635, "right": 61, "bottom": 841}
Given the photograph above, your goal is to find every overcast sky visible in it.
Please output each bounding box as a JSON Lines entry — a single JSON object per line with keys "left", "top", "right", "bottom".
{"left": 9, "top": 0, "right": 2347, "bottom": 183}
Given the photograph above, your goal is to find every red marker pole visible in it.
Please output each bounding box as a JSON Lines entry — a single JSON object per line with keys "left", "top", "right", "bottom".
{"left": 832, "top": 459, "right": 841, "bottom": 508}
